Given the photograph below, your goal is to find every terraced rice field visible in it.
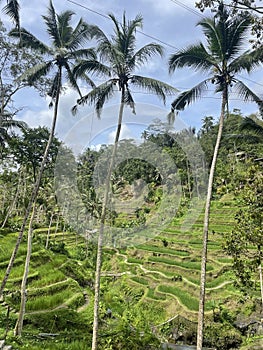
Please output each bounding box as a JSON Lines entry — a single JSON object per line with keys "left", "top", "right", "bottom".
{"left": 0, "top": 229, "right": 88, "bottom": 317}
{"left": 101, "top": 195, "right": 241, "bottom": 321}
{"left": 0, "top": 195, "right": 240, "bottom": 330}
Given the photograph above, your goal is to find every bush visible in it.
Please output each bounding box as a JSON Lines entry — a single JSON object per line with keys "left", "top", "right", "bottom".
{"left": 49, "top": 242, "right": 69, "bottom": 256}
{"left": 204, "top": 322, "right": 242, "bottom": 350}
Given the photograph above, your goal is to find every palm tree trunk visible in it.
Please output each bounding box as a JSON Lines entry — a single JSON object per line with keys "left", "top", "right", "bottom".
{"left": 258, "top": 247, "right": 263, "bottom": 311}
{"left": 1, "top": 174, "right": 21, "bottom": 228}
{"left": 259, "top": 263, "right": 263, "bottom": 311}
{"left": 45, "top": 212, "right": 54, "bottom": 249}
{"left": 14, "top": 201, "right": 36, "bottom": 336}
{"left": 0, "top": 66, "right": 62, "bottom": 299}
{"left": 196, "top": 88, "right": 227, "bottom": 350}
{"left": 92, "top": 89, "right": 125, "bottom": 350}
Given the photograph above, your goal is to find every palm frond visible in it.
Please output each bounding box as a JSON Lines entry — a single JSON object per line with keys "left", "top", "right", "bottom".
{"left": 3, "top": 0, "right": 20, "bottom": 28}
{"left": 79, "top": 73, "right": 96, "bottom": 89}
{"left": 226, "top": 15, "right": 251, "bottom": 59}
{"left": 126, "top": 13, "right": 143, "bottom": 34}
{"left": 68, "top": 20, "right": 96, "bottom": 50}
{"left": 198, "top": 18, "right": 224, "bottom": 60}
{"left": 229, "top": 48, "right": 263, "bottom": 74}
{"left": 64, "top": 61, "right": 82, "bottom": 97}
{"left": 98, "top": 40, "right": 123, "bottom": 66}
{"left": 0, "top": 116, "right": 28, "bottom": 147}
{"left": 169, "top": 43, "right": 217, "bottom": 73}
{"left": 57, "top": 10, "right": 74, "bottom": 46}
{"left": 167, "top": 109, "right": 177, "bottom": 125}
{"left": 234, "top": 79, "right": 263, "bottom": 114}
{"left": 124, "top": 87, "right": 135, "bottom": 114}
{"left": 108, "top": 13, "right": 122, "bottom": 40}
{"left": 9, "top": 28, "right": 51, "bottom": 54}
{"left": 72, "top": 80, "right": 116, "bottom": 118}
{"left": 0, "top": 127, "right": 9, "bottom": 146}
{"left": 122, "top": 13, "right": 143, "bottom": 54}
{"left": 19, "top": 61, "right": 53, "bottom": 85}
{"left": 130, "top": 43, "right": 163, "bottom": 69}
{"left": 73, "top": 60, "right": 111, "bottom": 79}
{"left": 171, "top": 79, "right": 210, "bottom": 111}
{"left": 239, "top": 117, "right": 263, "bottom": 136}
{"left": 131, "top": 75, "right": 178, "bottom": 105}
{"left": 199, "top": 7, "right": 251, "bottom": 60}
{"left": 1, "top": 118, "right": 28, "bottom": 131}
{"left": 70, "top": 48, "right": 97, "bottom": 60}
{"left": 109, "top": 12, "right": 143, "bottom": 60}
{"left": 92, "top": 20, "right": 123, "bottom": 64}
{"left": 88, "top": 24, "right": 109, "bottom": 44}
{"left": 47, "top": 70, "right": 61, "bottom": 101}
{"left": 42, "top": 0, "right": 60, "bottom": 47}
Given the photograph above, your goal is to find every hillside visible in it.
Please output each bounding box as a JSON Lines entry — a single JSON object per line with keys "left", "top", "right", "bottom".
{"left": 1, "top": 192, "right": 262, "bottom": 349}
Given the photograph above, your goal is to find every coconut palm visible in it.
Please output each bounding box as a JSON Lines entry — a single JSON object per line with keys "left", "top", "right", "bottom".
{"left": 73, "top": 12, "right": 177, "bottom": 350}
{"left": 0, "top": 0, "right": 96, "bottom": 335}
{"left": 168, "top": 3, "right": 263, "bottom": 349}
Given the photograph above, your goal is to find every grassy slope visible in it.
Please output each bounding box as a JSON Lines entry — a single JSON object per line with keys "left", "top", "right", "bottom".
{"left": 104, "top": 194, "right": 241, "bottom": 322}
{"left": 0, "top": 193, "right": 260, "bottom": 348}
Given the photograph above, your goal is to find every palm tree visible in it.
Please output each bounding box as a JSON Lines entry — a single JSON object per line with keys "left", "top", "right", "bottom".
{"left": 168, "top": 3, "right": 263, "bottom": 349}
{"left": 0, "top": 0, "right": 96, "bottom": 335}
{"left": 73, "top": 12, "right": 177, "bottom": 350}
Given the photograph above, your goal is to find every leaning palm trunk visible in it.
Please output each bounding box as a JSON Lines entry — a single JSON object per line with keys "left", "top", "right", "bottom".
{"left": 258, "top": 247, "right": 263, "bottom": 311}
{"left": 259, "top": 263, "right": 263, "bottom": 311}
{"left": 0, "top": 67, "right": 62, "bottom": 299}
{"left": 45, "top": 212, "right": 54, "bottom": 249}
{"left": 1, "top": 171, "right": 21, "bottom": 228}
{"left": 196, "top": 87, "right": 227, "bottom": 349}
{"left": 14, "top": 201, "right": 36, "bottom": 336}
{"left": 92, "top": 90, "right": 125, "bottom": 350}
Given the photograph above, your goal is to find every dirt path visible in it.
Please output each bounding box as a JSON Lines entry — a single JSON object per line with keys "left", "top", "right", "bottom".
{"left": 77, "top": 290, "right": 89, "bottom": 312}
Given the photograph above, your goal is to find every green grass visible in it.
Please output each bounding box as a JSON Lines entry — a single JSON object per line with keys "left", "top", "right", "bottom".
{"left": 25, "top": 287, "right": 78, "bottom": 312}
{"left": 130, "top": 276, "right": 149, "bottom": 285}
{"left": 158, "top": 285, "right": 199, "bottom": 311}
{"left": 148, "top": 256, "right": 214, "bottom": 271}
{"left": 137, "top": 244, "right": 190, "bottom": 257}
{"left": 146, "top": 288, "right": 166, "bottom": 300}
{"left": 127, "top": 257, "right": 143, "bottom": 264}
{"left": 28, "top": 278, "right": 79, "bottom": 297}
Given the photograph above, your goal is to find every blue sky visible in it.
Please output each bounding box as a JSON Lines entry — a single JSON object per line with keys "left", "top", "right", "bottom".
{"left": 3, "top": 0, "right": 263, "bottom": 152}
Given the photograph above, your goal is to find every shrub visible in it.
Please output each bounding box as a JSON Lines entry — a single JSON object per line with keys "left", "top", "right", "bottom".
{"left": 204, "top": 322, "right": 242, "bottom": 350}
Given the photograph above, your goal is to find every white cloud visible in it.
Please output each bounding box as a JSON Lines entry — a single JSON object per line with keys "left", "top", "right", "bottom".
{"left": 108, "top": 123, "right": 135, "bottom": 144}
{"left": 21, "top": 108, "right": 52, "bottom": 129}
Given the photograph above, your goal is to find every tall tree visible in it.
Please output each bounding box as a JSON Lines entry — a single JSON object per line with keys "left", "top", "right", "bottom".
{"left": 168, "top": 3, "right": 263, "bottom": 349}
{"left": 0, "top": 0, "right": 96, "bottom": 336}
{"left": 73, "top": 12, "right": 177, "bottom": 350}
{"left": 0, "top": 19, "right": 48, "bottom": 154}
{"left": 9, "top": 127, "right": 61, "bottom": 182}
